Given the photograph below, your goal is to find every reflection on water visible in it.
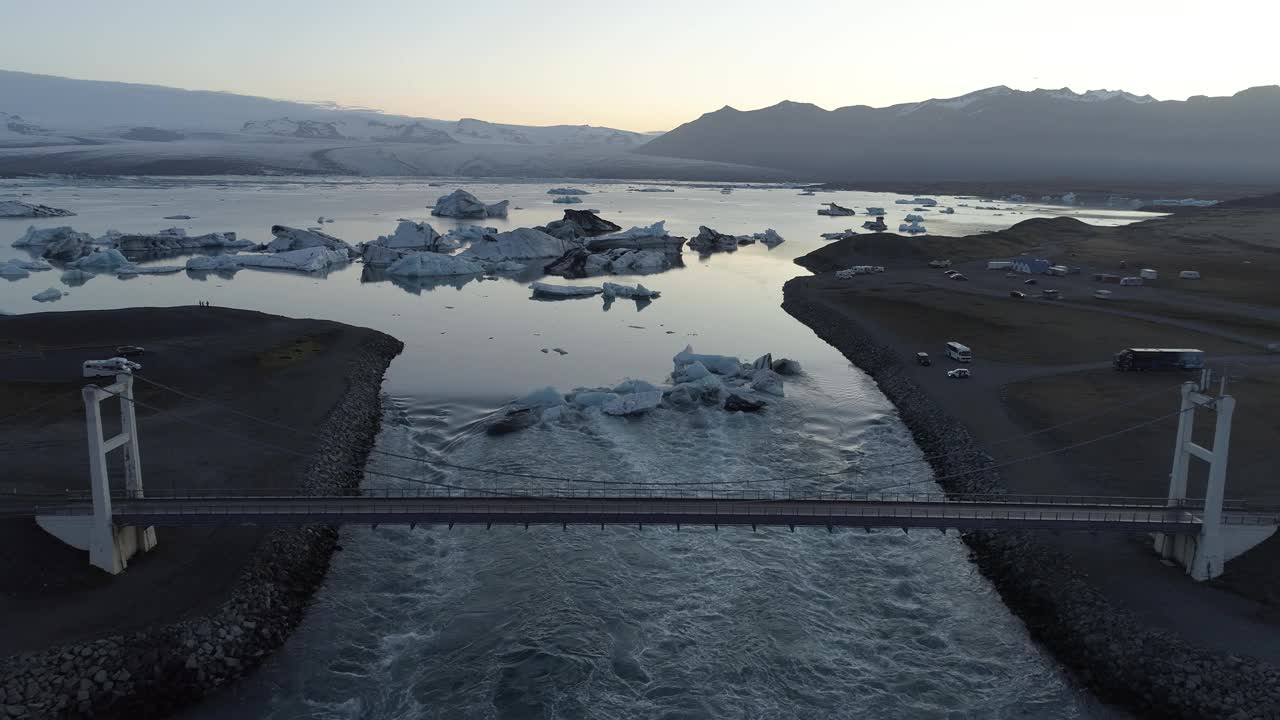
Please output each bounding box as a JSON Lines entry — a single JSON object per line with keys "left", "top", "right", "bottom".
{"left": 0, "top": 178, "right": 1144, "bottom": 718}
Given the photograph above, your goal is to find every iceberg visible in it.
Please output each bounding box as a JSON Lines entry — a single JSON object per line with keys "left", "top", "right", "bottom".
{"left": 547, "top": 187, "right": 590, "bottom": 195}
{"left": 444, "top": 225, "right": 497, "bottom": 244}
{"left": 601, "top": 391, "right": 663, "bottom": 416}
{"left": 818, "top": 203, "right": 856, "bottom": 216}
{"left": 821, "top": 230, "right": 857, "bottom": 241}
{"left": 0, "top": 263, "right": 30, "bottom": 279}
{"left": 601, "top": 282, "right": 660, "bottom": 299}
{"left": 265, "top": 225, "right": 355, "bottom": 255}
{"left": 385, "top": 252, "right": 485, "bottom": 277}
{"left": 12, "top": 225, "right": 91, "bottom": 247}
{"left": 541, "top": 210, "right": 623, "bottom": 241}
{"left": 235, "top": 246, "right": 351, "bottom": 273}
{"left": 59, "top": 268, "right": 95, "bottom": 285}
{"left": 0, "top": 201, "right": 75, "bottom": 218}
{"left": 370, "top": 220, "right": 458, "bottom": 252}
{"left": 754, "top": 229, "right": 785, "bottom": 247}
{"left": 115, "top": 229, "right": 251, "bottom": 252}
{"left": 904, "top": 213, "right": 925, "bottom": 222}
{"left": 552, "top": 196, "right": 583, "bottom": 204}
{"left": 3, "top": 258, "right": 51, "bottom": 271}
{"left": 724, "top": 394, "right": 767, "bottom": 412}
{"left": 69, "top": 249, "right": 132, "bottom": 271}
{"left": 545, "top": 247, "right": 677, "bottom": 278}
{"left": 431, "top": 189, "right": 509, "bottom": 219}
{"left": 529, "top": 282, "right": 603, "bottom": 298}
{"left": 32, "top": 287, "right": 64, "bottom": 303}
{"left": 119, "top": 265, "right": 184, "bottom": 276}
{"left": 359, "top": 243, "right": 406, "bottom": 267}
{"left": 570, "top": 391, "right": 620, "bottom": 408}
{"left": 673, "top": 360, "right": 711, "bottom": 383}
{"left": 185, "top": 255, "right": 242, "bottom": 273}
{"left": 751, "top": 368, "right": 785, "bottom": 397}
{"left": 586, "top": 221, "right": 684, "bottom": 252}
{"left": 687, "top": 226, "right": 740, "bottom": 254}
{"left": 674, "top": 345, "right": 743, "bottom": 376}
{"left": 862, "top": 218, "right": 888, "bottom": 232}
{"left": 460, "top": 228, "right": 577, "bottom": 261}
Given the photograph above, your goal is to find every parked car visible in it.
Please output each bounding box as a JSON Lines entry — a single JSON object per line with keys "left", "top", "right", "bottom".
{"left": 916, "top": 352, "right": 932, "bottom": 366}
{"left": 1009, "top": 290, "right": 1025, "bottom": 298}
{"left": 115, "top": 345, "right": 146, "bottom": 357}
{"left": 947, "top": 368, "right": 971, "bottom": 379}
{"left": 1023, "top": 278, "right": 1037, "bottom": 285}
{"left": 951, "top": 273, "right": 968, "bottom": 281}
{"left": 83, "top": 358, "right": 141, "bottom": 378}
{"left": 944, "top": 270, "right": 960, "bottom": 277}
{"left": 1005, "top": 272, "right": 1018, "bottom": 278}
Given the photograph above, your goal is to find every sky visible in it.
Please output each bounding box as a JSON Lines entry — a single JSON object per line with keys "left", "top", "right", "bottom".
{"left": 1, "top": 0, "right": 1275, "bottom": 131}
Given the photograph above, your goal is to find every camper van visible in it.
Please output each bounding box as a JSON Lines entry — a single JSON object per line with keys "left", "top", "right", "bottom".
{"left": 945, "top": 341, "right": 972, "bottom": 362}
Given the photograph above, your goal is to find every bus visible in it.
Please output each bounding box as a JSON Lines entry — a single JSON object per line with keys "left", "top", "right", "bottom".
{"left": 945, "top": 341, "right": 972, "bottom": 362}
{"left": 1112, "top": 348, "right": 1203, "bottom": 371}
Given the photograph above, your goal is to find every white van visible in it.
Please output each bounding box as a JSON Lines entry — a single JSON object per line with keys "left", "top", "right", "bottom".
{"left": 945, "top": 341, "right": 972, "bottom": 362}
{"left": 83, "top": 358, "right": 141, "bottom": 378}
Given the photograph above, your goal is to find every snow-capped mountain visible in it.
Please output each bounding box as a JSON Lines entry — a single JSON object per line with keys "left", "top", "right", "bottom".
{"left": 638, "top": 85, "right": 1280, "bottom": 184}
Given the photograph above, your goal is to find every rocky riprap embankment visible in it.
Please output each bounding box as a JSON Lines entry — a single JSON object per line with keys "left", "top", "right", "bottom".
{"left": 782, "top": 280, "right": 1280, "bottom": 719}
{"left": 0, "top": 332, "right": 403, "bottom": 719}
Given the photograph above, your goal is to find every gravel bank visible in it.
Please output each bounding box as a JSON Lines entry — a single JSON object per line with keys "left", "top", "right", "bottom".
{"left": 783, "top": 278, "right": 1280, "bottom": 719}
{"left": 0, "top": 330, "right": 403, "bottom": 719}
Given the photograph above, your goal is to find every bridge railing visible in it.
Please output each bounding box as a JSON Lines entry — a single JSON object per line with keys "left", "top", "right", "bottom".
{"left": 23, "top": 486, "right": 1276, "bottom": 512}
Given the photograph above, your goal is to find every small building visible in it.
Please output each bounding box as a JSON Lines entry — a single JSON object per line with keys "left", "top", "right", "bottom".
{"left": 1093, "top": 289, "right": 1113, "bottom": 299}
{"left": 928, "top": 259, "right": 952, "bottom": 268}
{"left": 1093, "top": 272, "right": 1121, "bottom": 283}
{"left": 1179, "top": 270, "right": 1201, "bottom": 280}
{"left": 1012, "top": 258, "right": 1051, "bottom": 274}
{"left": 1139, "top": 268, "right": 1159, "bottom": 280}
{"left": 986, "top": 261, "right": 1013, "bottom": 270}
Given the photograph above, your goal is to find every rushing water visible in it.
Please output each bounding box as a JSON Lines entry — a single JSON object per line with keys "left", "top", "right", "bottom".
{"left": 1, "top": 178, "right": 1148, "bottom": 718}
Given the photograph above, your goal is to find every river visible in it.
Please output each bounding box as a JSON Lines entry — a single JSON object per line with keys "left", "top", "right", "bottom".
{"left": 1, "top": 178, "right": 1148, "bottom": 718}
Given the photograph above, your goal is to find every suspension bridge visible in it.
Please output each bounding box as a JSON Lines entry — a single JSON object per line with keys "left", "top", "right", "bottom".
{"left": 4, "top": 371, "right": 1276, "bottom": 581}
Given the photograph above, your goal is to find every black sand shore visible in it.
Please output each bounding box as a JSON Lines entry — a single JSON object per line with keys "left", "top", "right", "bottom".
{"left": 0, "top": 307, "right": 403, "bottom": 718}
{"left": 782, "top": 277, "right": 1280, "bottom": 718}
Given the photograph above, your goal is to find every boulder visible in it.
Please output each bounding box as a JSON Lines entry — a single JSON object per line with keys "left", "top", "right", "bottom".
{"left": 385, "top": 252, "right": 485, "bottom": 277}
{"left": 461, "top": 228, "right": 577, "bottom": 261}
{"left": 772, "top": 358, "right": 803, "bottom": 375}
{"left": 431, "top": 189, "right": 509, "bottom": 218}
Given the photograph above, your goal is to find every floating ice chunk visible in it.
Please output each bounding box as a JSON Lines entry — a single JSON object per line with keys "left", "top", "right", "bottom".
{"left": 235, "top": 246, "right": 351, "bottom": 273}
{"left": 674, "top": 345, "right": 742, "bottom": 376}
{"left": 571, "top": 391, "right": 620, "bottom": 407}
{"left": 529, "top": 282, "right": 603, "bottom": 298}
{"left": 818, "top": 203, "right": 856, "bottom": 216}
{"left": 386, "top": 252, "right": 485, "bottom": 277}
{"left": 821, "top": 230, "right": 857, "bottom": 241}
{"left": 666, "top": 374, "right": 725, "bottom": 406}
{"left": 608, "top": 250, "right": 669, "bottom": 274}
{"left": 431, "top": 189, "right": 509, "bottom": 219}
{"left": 751, "top": 368, "right": 785, "bottom": 397}
{"left": 3, "top": 258, "right": 52, "bottom": 271}
{"left": 185, "top": 255, "right": 242, "bottom": 272}
{"left": 462, "top": 228, "right": 578, "bottom": 262}
{"left": 673, "top": 360, "right": 711, "bottom": 383}
{"left": 601, "top": 391, "right": 663, "bottom": 416}
{"left": 687, "top": 226, "right": 739, "bottom": 253}
{"left": 754, "top": 229, "right": 785, "bottom": 247}
{"left": 547, "top": 187, "right": 590, "bottom": 195}
{"left": 613, "top": 379, "right": 662, "bottom": 395}
{"left": 485, "top": 260, "right": 527, "bottom": 272}
{"left": 593, "top": 222, "right": 667, "bottom": 242}
{"left": 115, "top": 230, "right": 250, "bottom": 252}
{"left": 772, "top": 358, "right": 803, "bottom": 375}
{"left": 265, "top": 225, "right": 354, "bottom": 255}
{"left": 12, "top": 226, "right": 92, "bottom": 247}
{"left": 121, "top": 265, "right": 184, "bottom": 275}
{"left": 725, "top": 393, "right": 766, "bottom": 412}
{"left": 552, "top": 196, "right": 583, "bottom": 204}
{"left": 60, "top": 268, "right": 96, "bottom": 284}
{"left": 369, "top": 221, "right": 456, "bottom": 253}
{"left": 360, "top": 243, "right": 406, "bottom": 267}
{"left": 444, "top": 225, "right": 497, "bottom": 244}
{"left": 602, "top": 282, "right": 660, "bottom": 299}
{"left": 752, "top": 354, "right": 773, "bottom": 370}
{"left": 69, "top": 249, "right": 132, "bottom": 271}
{"left": 541, "top": 406, "right": 564, "bottom": 422}
{"left": 0, "top": 263, "right": 30, "bottom": 279}
{"left": 32, "top": 287, "right": 64, "bottom": 302}
{"left": 516, "top": 387, "right": 565, "bottom": 409}
{"left": 904, "top": 213, "right": 925, "bottom": 222}
{"left": 0, "top": 201, "right": 75, "bottom": 218}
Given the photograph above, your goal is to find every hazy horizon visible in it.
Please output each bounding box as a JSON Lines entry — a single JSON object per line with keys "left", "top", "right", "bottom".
{"left": 2, "top": 0, "right": 1274, "bottom": 132}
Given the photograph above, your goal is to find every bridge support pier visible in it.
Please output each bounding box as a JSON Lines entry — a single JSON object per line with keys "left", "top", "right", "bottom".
{"left": 36, "top": 374, "right": 156, "bottom": 575}
{"left": 1154, "top": 383, "right": 1242, "bottom": 581}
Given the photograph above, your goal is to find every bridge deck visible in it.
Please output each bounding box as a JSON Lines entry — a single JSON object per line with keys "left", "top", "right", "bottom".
{"left": 24, "top": 494, "right": 1280, "bottom": 533}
